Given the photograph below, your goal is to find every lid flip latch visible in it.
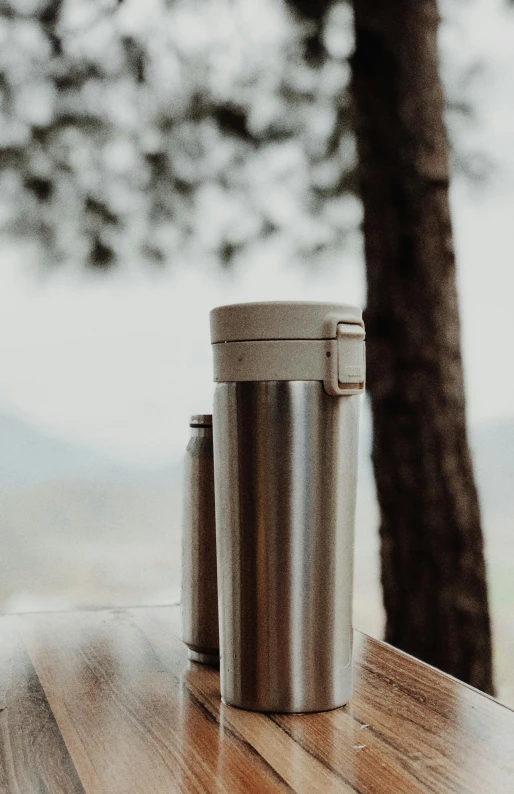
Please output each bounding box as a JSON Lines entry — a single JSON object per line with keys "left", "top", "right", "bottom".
{"left": 324, "top": 323, "right": 366, "bottom": 396}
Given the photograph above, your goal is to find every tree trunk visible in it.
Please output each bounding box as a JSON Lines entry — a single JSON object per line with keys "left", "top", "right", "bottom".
{"left": 350, "top": 0, "right": 494, "bottom": 693}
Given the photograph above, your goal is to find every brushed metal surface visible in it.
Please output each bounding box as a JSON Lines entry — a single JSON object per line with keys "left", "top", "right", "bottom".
{"left": 182, "top": 424, "right": 219, "bottom": 662}
{"left": 213, "top": 381, "right": 360, "bottom": 712}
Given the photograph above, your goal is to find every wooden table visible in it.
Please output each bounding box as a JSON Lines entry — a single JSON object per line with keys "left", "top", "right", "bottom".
{"left": 0, "top": 606, "right": 512, "bottom": 793}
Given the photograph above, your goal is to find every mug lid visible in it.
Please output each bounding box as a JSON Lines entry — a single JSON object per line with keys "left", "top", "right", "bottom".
{"left": 210, "top": 302, "right": 363, "bottom": 343}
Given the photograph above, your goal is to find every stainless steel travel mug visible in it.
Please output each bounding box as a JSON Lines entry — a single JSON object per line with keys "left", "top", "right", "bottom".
{"left": 211, "top": 302, "right": 365, "bottom": 713}
{"left": 182, "top": 414, "right": 219, "bottom": 665}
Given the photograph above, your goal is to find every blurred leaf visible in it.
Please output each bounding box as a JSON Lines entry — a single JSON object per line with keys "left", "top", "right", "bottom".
{"left": 213, "top": 105, "right": 254, "bottom": 143}
{"left": 90, "top": 237, "right": 115, "bottom": 269}
{"left": 85, "top": 197, "right": 118, "bottom": 226}
{"left": 24, "top": 175, "right": 53, "bottom": 200}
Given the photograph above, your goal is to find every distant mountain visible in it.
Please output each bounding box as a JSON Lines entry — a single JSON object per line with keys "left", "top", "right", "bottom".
{"left": 0, "top": 413, "right": 132, "bottom": 485}
{"left": 0, "top": 409, "right": 512, "bottom": 515}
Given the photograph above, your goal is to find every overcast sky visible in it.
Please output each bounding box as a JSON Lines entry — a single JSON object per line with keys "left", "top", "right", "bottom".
{"left": 0, "top": 0, "right": 513, "bottom": 467}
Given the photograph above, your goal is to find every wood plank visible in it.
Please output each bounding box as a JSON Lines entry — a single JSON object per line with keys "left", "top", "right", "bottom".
{"left": 272, "top": 634, "right": 514, "bottom": 794}
{"left": 18, "top": 610, "right": 293, "bottom": 794}
{"left": 135, "top": 608, "right": 355, "bottom": 794}
{"left": 1, "top": 605, "right": 511, "bottom": 794}
{"left": 351, "top": 636, "right": 514, "bottom": 792}
{"left": 144, "top": 606, "right": 514, "bottom": 794}
{"left": 0, "top": 617, "right": 85, "bottom": 794}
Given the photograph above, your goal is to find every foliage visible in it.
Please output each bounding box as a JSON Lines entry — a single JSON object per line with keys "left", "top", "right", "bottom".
{"left": 0, "top": 0, "right": 487, "bottom": 270}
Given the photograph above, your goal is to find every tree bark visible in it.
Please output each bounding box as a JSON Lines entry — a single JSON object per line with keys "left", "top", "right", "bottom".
{"left": 350, "top": 0, "right": 494, "bottom": 693}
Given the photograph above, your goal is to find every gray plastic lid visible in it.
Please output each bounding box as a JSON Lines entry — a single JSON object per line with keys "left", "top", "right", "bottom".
{"left": 210, "top": 302, "right": 363, "bottom": 343}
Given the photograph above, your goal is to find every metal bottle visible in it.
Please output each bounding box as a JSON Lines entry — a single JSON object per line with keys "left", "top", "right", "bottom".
{"left": 210, "top": 302, "right": 365, "bottom": 712}
{"left": 181, "top": 414, "right": 219, "bottom": 665}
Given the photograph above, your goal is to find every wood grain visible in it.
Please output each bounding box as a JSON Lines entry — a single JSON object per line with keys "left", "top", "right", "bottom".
{"left": 18, "top": 610, "right": 291, "bottom": 794}
{"left": 138, "top": 607, "right": 514, "bottom": 794}
{"left": 136, "top": 609, "right": 354, "bottom": 794}
{"left": 0, "top": 606, "right": 512, "bottom": 794}
{"left": 0, "top": 619, "right": 85, "bottom": 794}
